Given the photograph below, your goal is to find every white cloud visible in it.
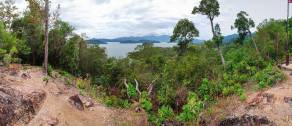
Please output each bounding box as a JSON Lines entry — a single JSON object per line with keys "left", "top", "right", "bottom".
{"left": 12, "top": 0, "right": 290, "bottom": 39}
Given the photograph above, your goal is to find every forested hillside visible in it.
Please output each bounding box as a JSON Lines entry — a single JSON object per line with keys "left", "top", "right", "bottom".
{"left": 0, "top": 0, "right": 291, "bottom": 126}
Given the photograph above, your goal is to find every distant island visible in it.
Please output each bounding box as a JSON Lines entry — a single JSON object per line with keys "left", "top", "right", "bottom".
{"left": 87, "top": 34, "right": 239, "bottom": 44}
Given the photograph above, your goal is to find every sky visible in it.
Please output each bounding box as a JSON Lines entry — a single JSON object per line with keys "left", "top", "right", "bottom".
{"left": 13, "top": 0, "right": 289, "bottom": 39}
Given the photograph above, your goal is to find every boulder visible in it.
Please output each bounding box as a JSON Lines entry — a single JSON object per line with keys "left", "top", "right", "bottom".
{"left": 162, "top": 120, "right": 183, "bottom": 126}
{"left": 219, "top": 114, "right": 276, "bottom": 126}
{"left": 68, "top": 95, "right": 84, "bottom": 110}
{"left": 0, "top": 85, "right": 46, "bottom": 126}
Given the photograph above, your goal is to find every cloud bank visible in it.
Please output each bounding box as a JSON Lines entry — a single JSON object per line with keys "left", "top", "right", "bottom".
{"left": 14, "top": 0, "right": 289, "bottom": 39}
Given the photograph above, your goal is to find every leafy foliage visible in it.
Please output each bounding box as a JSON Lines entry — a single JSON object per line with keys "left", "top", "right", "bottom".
{"left": 232, "top": 11, "right": 255, "bottom": 44}
{"left": 192, "top": 0, "right": 220, "bottom": 21}
{"left": 139, "top": 91, "right": 152, "bottom": 112}
{"left": 177, "top": 92, "right": 203, "bottom": 122}
{"left": 0, "top": 1, "right": 289, "bottom": 125}
{"left": 171, "top": 19, "right": 199, "bottom": 54}
{"left": 255, "top": 65, "right": 284, "bottom": 89}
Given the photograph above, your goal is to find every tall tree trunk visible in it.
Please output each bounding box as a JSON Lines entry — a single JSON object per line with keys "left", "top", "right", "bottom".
{"left": 249, "top": 30, "right": 260, "bottom": 55}
{"left": 218, "top": 46, "right": 225, "bottom": 65}
{"left": 210, "top": 18, "right": 215, "bottom": 36}
{"left": 32, "top": 51, "right": 36, "bottom": 65}
{"left": 43, "top": 0, "right": 49, "bottom": 75}
{"left": 210, "top": 18, "right": 225, "bottom": 65}
{"left": 275, "top": 33, "right": 279, "bottom": 64}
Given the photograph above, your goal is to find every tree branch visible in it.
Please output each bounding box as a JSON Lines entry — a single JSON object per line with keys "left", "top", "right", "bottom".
{"left": 147, "top": 78, "right": 157, "bottom": 95}
{"left": 134, "top": 79, "right": 142, "bottom": 96}
{"left": 123, "top": 79, "right": 129, "bottom": 88}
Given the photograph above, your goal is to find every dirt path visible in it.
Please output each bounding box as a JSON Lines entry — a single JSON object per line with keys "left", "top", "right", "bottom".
{"left": 238, "top": 70, "right": 292, "bottom": 125}
{"left": 203, "top": 69, "right": 292, "bottom": 126}
{"left": 2, "top": 67, "right": 147, "bottom": 126}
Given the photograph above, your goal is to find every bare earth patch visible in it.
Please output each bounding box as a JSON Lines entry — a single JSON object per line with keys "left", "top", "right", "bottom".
{"left": 0, "top": 66, "right": 147, "bottom": 126}
{"left": 202, "top": 70, "right": 292, "bottom": 126}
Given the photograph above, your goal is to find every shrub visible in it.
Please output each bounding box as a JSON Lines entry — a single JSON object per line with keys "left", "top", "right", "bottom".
{"left": 104, "top": 95, "right": 131, "bottom": 108}
{"left": 43, "top": 76, "right": 49, "bottom": 85}
{"left": 139, "top": 91, "right": 152, "bottom": 112}
{"left": 158, "top": 105, "right": 175, "bottom": 122}
{"left": 177, "top": 92, "right": 203, "bottom": 122}
{"left": 48, "top": 64, "right": 53, "bottom": 76}
{"left": 126, "top": 82, "right": 137, "bottom": 98}
{"left": 3, "top": 54, "right": 11, "bottom": 66}
{"left": 59, "top": 70, "right": 71, "bottom": 78}
{"left": 255, "top": 65, "right": 284, "bottom": 89}
{"left": 76, "top": 78, "right": 90, "bottom": 90}
{"left": 198, "top": 78, "right": 215, "bottom": 101}
{"left": 147, "top": 113, "right": 160, "bottom": 126}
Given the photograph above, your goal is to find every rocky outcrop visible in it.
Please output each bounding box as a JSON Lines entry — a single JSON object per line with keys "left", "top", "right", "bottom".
{"left": 0, "top": 84, "right": 46, "bottom": 126}
{"left": 68, "top": 95, "right": 84, "bottom": 110}
{"left": 219, "top": 114, "right": 276, "bottom": 126}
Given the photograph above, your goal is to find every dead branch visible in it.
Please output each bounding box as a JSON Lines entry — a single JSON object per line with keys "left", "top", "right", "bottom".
{"left": 123, "top": 79, "right": 129, "bottom": 88}
{"left": 147, "top": 78, "right": 157, "bottom": 95}
{"left": 134, "top": 79, "right": 142, "bottom": 96}
{"left": 123, "top": 79, "right": 130, "bottom": 98}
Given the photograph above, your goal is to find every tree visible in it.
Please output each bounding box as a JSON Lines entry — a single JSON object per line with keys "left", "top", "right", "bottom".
{"left": 0, "top": 21, "right": 30, "bottom": 64}
{"left": 171, "top": 19, "right": 199, "bottom": 55}
{"left": 49, "top": 20, "right": 74, "bottom": 66}
{"left": 192, "top": 0, "right": 225, "bottom": 65}
{"left": 43, "top": 0, "right": 49, "bottom": 75}
{"left": 214, "top": 24, "right": 225, "bottom": 65}
{"left": 0, "top": 0, "right": 19, "bottom": 31}
{"left": 232, "top": 11, "right": 259, "bottom": 54}
{"left": 255, "top": 19, "right": 286, "bottom": 62}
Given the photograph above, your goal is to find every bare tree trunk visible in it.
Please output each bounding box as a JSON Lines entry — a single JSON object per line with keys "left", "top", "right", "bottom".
{"left": 218, "top": 46, "right": 225, "bottom": 65}
{"left": 275, "top": 33, "right": 279, "bottom": 64}
{"left": 43, "top": 0, "right": 49, "bottom": 75}
{"left": 210, "top": 18, "right": 225, "bottom": 66}
{"left": 249, "top": 31, "right": 260, "bottom": 55}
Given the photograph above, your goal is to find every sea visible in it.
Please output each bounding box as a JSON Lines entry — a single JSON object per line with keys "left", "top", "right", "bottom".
{"left": 98, "top": 42, "right": 177, "bottom": 58}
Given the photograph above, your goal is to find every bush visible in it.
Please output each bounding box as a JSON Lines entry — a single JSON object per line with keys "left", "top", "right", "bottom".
{"left": 104, "top": 95, "right": 131, "bottom": 108}
{"left": 177, "top": 92, "right": 203, "bottom": 122}
{"left": 76, "top": 78, "right": 90, "bottom": 90}
{"left": 198, "top": 78, "right": 216, "bottom": 101}
{"left": 59, "top": 70, "right": 71, "bottom": 78}
{"left": 43, "top": 76, "right": 49, "bottom": 84}
{"left": 255, "top": 65, "right": 284, "bottom": 89}
{"left": 48, "top": 64, "right": 53, "bottom": 76}
{"left": 139, "top": 91, "right": 152, "bottom": 112}
{"left": 126, "top": 82, "right": 137, "bottom": 98}
{"left": 3, "top": 54, "right": 11, "bottom": 66}
{"left": 158, "top": 105, "right": 175, "bottom": 122}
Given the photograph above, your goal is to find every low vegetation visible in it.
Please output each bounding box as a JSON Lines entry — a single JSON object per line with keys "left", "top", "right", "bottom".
{"left": 0, "top": 0, "right": 290, "bottom": 125}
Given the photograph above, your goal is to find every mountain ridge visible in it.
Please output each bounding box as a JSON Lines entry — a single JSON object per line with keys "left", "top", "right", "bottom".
{"left": 87, "top": 34, "right": 238, "bottom": 44}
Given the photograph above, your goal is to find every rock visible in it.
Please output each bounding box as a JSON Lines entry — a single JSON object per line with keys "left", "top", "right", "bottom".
{"left": 68, "top": 95, "right": 84, "bottom": 110}
{"left": 263, "top": 93, "right": 274, "bottom": 103}
{"left": 89, "top": 108, "right": 95, "bottom": 111}
{"left": 84, "top": 101, "right": 94, "bottom": 108}
{"left": 21, "top": 72, "right": 31, "bottom": 79}
{"left": 0, "top": 85, "right": 46, "bottom": 126}
{"left": 41, "top": 116, "right": 59, "bottom": 126}
{"left": 135, "top": 106, "right": 142, "bottom": 113}
{"left": 162, "top": 120, "right": 183, "bottom": 126}
{"left": 284, "top": 97, "right": 292, "bottom": 105}
{"left": 219, "top": 114, "right": 276, "bottom": 126}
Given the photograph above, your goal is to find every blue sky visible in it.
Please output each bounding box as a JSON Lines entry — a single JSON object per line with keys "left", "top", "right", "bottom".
{"left": 14, "top": 0, "right": 289, "bottom": 39}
